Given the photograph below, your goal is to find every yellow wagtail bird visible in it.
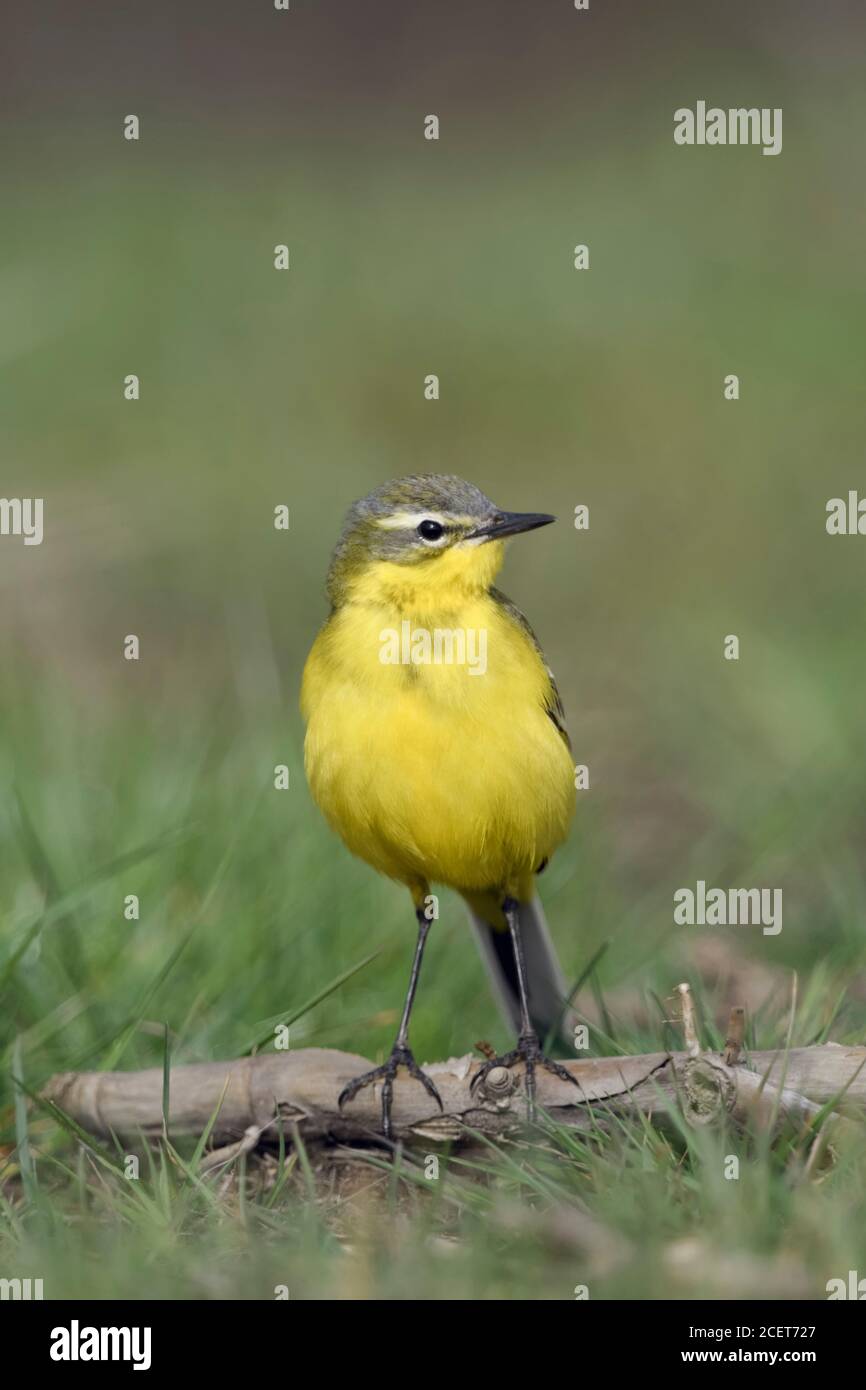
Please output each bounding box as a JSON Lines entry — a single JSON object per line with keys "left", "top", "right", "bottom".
{"left": 301, "top": 474, "right": 579, "bottom": 1137}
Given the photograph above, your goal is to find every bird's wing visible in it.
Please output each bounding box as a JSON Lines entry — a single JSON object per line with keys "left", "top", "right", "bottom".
{"left": 490, "top": 586, "right": 571, "bottom": 752}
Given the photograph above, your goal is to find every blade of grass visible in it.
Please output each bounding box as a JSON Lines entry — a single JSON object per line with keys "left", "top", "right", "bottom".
{"left": 162, "top": 1023, "right": 171, "bottom": 1141}
{"left": 11, "top": 1036, "right": 37, "bottom": 1203}
{"left": 545, "top": 940, "right": 609, "bottom": 1053}
{"left": 100, "top": 924, "right": 198, "bottom": 1072}
{"left": 240, "top": 949, "right": 381, "bottom": 1054}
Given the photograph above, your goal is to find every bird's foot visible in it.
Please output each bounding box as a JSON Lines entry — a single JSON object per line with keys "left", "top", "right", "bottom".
{"left": 470, "top": 1031, "right": 579, "bottom": 1121}
{"left": 338, "top": 1042, "right": 443, "bottom": 1140}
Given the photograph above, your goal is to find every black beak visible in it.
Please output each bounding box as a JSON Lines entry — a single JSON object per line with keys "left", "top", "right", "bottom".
{"left": 468, "top": 510, "right": 556, "bottom": 541}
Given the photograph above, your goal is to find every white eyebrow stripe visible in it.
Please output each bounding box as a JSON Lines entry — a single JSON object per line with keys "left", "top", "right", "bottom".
{"left": 376, "top": 511, "right": 477, "bottom": 530}
{"left": 377, "top": 511, "right": 443, "bottom": 529}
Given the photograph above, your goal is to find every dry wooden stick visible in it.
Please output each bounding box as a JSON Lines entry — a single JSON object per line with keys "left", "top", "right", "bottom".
{"left": 676, "top": 982, "right": 702, "bottom": 1057}
{"left": 40, "top": 1040, "right": 866, "bottom": 1150}
{"left": 723, "top": 1007, "right": 746, "bottom": 1066}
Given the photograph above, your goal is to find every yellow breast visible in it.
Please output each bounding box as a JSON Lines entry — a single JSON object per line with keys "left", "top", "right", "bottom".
{"left": 301, "top": 565, "right": 575, "bottom": 897}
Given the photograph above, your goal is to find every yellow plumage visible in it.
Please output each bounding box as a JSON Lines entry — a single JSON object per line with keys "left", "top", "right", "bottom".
{"left": 301, "top": 536, "right": 575, "bottom": 916}
{"left": 300, "top": 474, "right": 579, "bottom": 1135}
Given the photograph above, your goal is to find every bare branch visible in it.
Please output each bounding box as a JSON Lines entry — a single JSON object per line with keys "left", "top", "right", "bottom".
{"left": 41, "top": 1041, "right": 866, "bottom": 1151}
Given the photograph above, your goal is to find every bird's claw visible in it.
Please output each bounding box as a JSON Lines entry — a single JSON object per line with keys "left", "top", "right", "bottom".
{"left": 338, "top": 1043, "right": 444, "bottom": 1140}
{"left": 470, "top": 1031, "right": 579, "bottom": 1120}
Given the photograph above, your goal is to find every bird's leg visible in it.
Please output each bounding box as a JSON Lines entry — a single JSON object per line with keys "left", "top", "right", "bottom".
{"left": 338, "top": 906, "right": 443, "bottom": 1140}
{"left": 470, "top": 896, "right": 580, "bottom": 1121}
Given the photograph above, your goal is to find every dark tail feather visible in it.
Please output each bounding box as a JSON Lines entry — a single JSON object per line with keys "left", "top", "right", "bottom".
{"left": 466, "top": 896, "right": 575, "bottom": 1047}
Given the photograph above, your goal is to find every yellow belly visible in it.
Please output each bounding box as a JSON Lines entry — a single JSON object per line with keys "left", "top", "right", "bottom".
{"left": 301, "top": 596, "right": 575, "bottom": 896}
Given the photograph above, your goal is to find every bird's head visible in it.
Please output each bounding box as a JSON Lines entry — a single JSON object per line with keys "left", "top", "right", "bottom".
{"left": 326, "top": 474, "right": 555, "bottom": 608}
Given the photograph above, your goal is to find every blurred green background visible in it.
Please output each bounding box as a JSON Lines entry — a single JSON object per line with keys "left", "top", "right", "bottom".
{"left": 2, "top": 0, "right": 866, "bottom": 1300}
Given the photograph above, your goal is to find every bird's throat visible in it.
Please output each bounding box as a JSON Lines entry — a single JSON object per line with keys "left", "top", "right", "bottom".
{"left": 344, "top": 539, "right": 505, "bottom": 623}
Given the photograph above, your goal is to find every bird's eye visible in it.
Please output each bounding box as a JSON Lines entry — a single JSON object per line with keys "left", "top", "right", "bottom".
{"left": 417, "top": 519, "right": 444, "bottom": 542}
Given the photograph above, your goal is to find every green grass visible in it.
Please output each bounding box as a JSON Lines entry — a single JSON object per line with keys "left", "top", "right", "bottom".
{"left": 3, "top": 51, "right": 866, "bottom": 1295}
{"left": 2, "top": 680, "right": 866, "bottom": 1299}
